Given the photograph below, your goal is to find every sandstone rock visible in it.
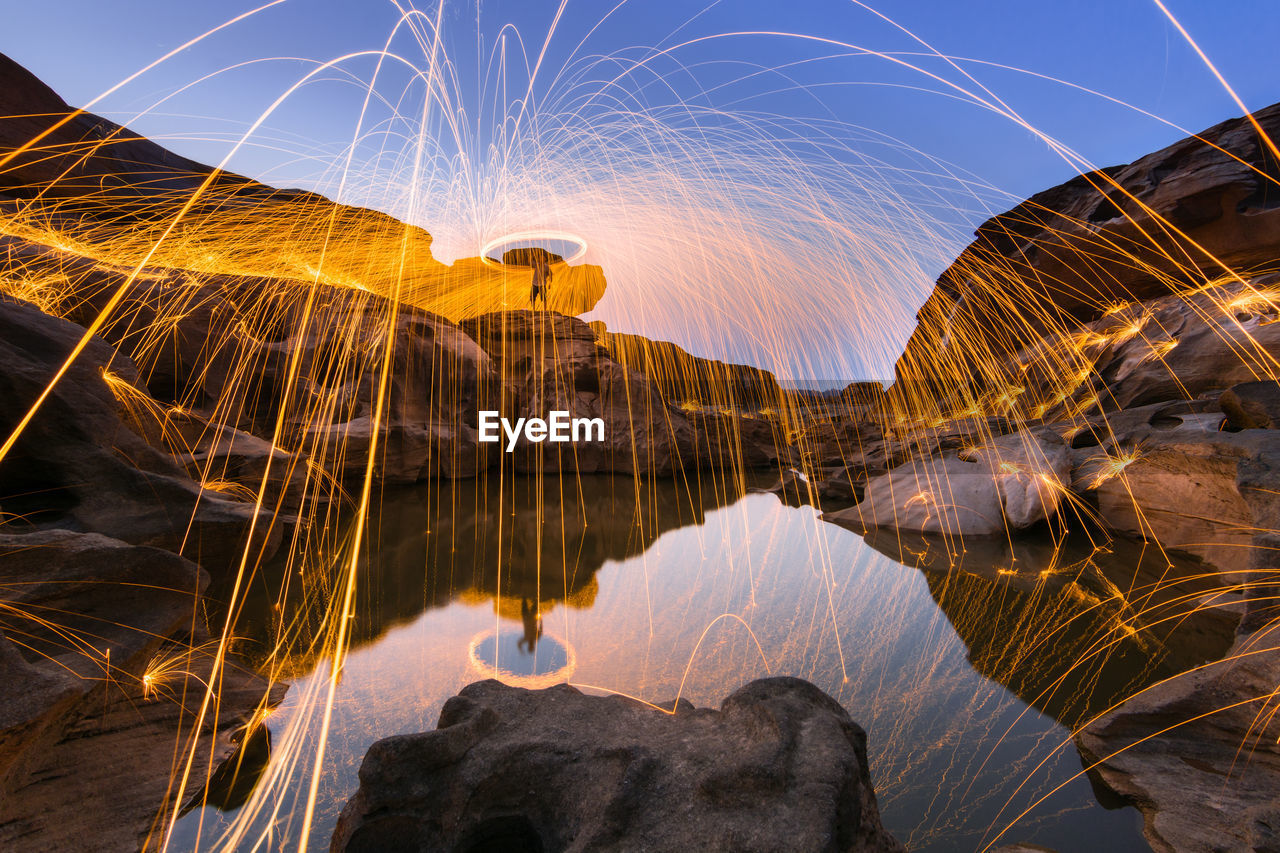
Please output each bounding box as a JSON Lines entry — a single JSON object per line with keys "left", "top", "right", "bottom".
{"left": 332, "top": 677, "right": 903, "bottom": 853}
{"left": 0, "top": 529, "right": 284, "bottom": 851}
{"left": 0, "top": 295, "right": 279, "bottom": 569}
{"left": 463, "top": 311, "right": 777, "bottom": 475}
{"left": 1075, "top": 628, "right": 1280, "bottom": 853}
{"left": 1038, "top": 277, "right": 1280, "bottom": 416}
{"left": 894, "top": 101, "right": 1280, "bottom": 404}
{"left": 826, "top": 431, "right": 1071, "bottom": 537}
{"left": 593, "top": 324, "right": 783, "bottom": 411}
{"left": 1, "top": 640, "right": 279, "bottom": 852}
{"left": 1079, "top": 428, "right": 1280, "bottom": 578}
{"left": 1221, "top": 380, "right": 1280, "bottom": 430}
{"left": 0, "top": 530, "right": 204, "bottom": 783}
{"left": 54, "top": 269, "right": 501, "bottom": 484}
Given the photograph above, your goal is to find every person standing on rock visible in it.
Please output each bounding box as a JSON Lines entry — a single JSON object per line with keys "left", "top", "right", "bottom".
{"left": 529, "top": 255, "right": 551, "bottom": 310}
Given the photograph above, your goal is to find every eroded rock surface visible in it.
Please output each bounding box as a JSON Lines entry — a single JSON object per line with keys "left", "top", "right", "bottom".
{"left": 825, "top": 432, "right": 1071, "bottom": 537}
{"left": 1076, "top": 627, "right": 1280, "bottom": 853}
{"left": 0, "top": 294, "right": 279, "bottom": 568}
{"left": 332, "top": 677, "right": 903, "bottom": 853}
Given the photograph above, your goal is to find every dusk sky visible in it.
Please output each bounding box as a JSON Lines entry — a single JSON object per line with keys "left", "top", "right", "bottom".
{"left": 6, "top": 0, "right": 1280, "bottom": 377}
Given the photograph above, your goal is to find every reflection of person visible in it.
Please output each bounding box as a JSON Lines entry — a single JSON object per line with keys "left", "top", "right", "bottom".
{"left": 529, "top": 256, "right": 551, "bottom": 310}
{"left": 518, "top": 597, "right": 543, "bottom": 653}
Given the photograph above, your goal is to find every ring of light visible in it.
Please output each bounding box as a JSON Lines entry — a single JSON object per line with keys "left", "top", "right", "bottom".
{"left": 466, "top": 628, "right": 577, "bottom": 689}
{"left": 479, "top": 230, "right": 588, "bottom": 268}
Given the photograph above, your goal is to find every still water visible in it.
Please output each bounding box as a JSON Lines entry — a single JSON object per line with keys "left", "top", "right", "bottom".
{"left": 175, "top": 471, "right": 1234, "bottom": 851}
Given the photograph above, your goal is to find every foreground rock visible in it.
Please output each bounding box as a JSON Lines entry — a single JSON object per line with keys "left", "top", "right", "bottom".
{"left": 1076, "top": 625, "right": 1280, "bottom": 853}
{"left": 332, "top": 677, "right": 903, "bottom": 853}
{"left": 0, "top": 530, "right": 281, "bottom": 851}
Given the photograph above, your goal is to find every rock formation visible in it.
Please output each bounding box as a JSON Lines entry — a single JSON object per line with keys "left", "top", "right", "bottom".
{"left": 894, "top": 103, "right": 1280, "bottom": 406}
{"left": 0, "top": 530, "right": 281, "bottom": 851}
{"left": 332, "top": 677, "right": 903, "bottom": 853}
{"left": 464, "top": 311, "right": 780, "bottom": 475}
{"left": 591, "top": 320, "right": 783, "bottom": 411}
{"left": 1075, "top": 625, "right": 1280, "bottom": 853}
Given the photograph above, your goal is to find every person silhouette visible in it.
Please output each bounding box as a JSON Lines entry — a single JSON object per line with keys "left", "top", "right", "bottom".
{"left": 518, "top": 597, "right": 543, "bottom": 653}
{"left": 529, "top": 255, "right": 551, "bottom": 310}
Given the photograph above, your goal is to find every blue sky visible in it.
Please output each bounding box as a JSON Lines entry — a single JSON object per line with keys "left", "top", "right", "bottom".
{"left": 5, "top": 1, "right": 1280, "bottom": 376}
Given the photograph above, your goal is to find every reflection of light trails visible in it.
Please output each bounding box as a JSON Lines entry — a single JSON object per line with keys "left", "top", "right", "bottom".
{"left": 467, "top": 629, "right": 578, "bottom": 690}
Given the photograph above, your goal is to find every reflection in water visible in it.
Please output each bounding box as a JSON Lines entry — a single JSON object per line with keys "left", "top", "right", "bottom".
{"left": 184, "top": 724, "right": 274, "bottom": 815}
{"left": 469, "top": 628, "right": 574, "bottom": 687}
{"left": 518, "top": 598, "right": 543, "bottom": 653}
{"left": 862, "top": 529, "right": 1237, "bottom": 730}
{"left": 221, "top": 472, "right": 755, "bottom": 667}
{"left": 179, "top": 474, "right": 1233, "bottom": 852}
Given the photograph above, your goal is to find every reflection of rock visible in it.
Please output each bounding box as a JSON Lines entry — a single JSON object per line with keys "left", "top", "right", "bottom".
{"left": 0, "top": 295, "right": 278, "bottom": 569}
{"left": 825, "top": 432, "right": 1071, "bottom": 537}
{"left": 859, "top": 528, "right": 1237, "bottom": 729}
{"left": 332, "top": 677, "right": 904, "bottom": 853}
{"left": 186, "top": 722, "right": 274, "bottom": 814}
{"left": 0, "top": 530, "right": 281, "bottom": 851}
{"left": 1075, "top": 626, "right": 1280, "bottom": 853}
{"left": 239, "top": 472, "right": 761, "bottom": 662}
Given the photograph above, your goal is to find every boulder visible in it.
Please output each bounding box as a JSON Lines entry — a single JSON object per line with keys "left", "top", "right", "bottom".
{"left": 1221, "top": 380, "right": 1280, "bottom": 430}
{"left": 0, "top": 294, "right": 279, "bottom": 569}
{"left": 1078, "top": 428, "right": 1280, "bottom": 578}
{"left": 826, "top": 431, "right": 1071, "bottom": 537}
{"left": 332, "top": 677, "right": 903, "bottom": 853}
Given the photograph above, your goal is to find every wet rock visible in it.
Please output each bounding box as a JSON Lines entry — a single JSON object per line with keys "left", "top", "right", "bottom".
{"left": 332, "top": 677, "right": 903, "bottom": 853}
{"left": 825, "top": 431, "right": 1071, "bottom": 536}
{"left": 0, "top": 295, "right": 279, "bottom": 569}
{"left": 1221, "top": 380, "right": 1280, "bottom": 430}
{"left": 1076, "top": 628, "right": 1280, "bottom": 853}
